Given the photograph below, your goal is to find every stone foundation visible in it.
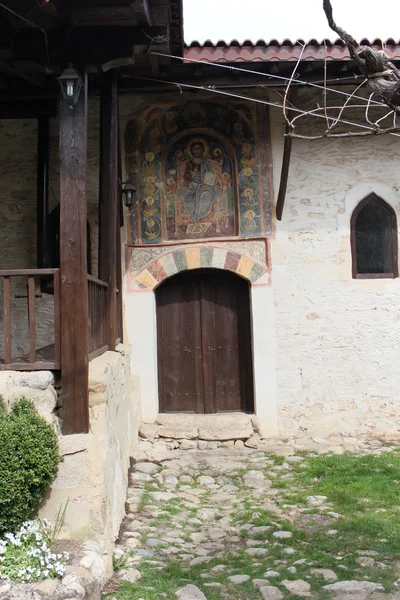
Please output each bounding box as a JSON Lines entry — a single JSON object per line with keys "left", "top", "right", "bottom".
{"left": 0, "top": 370, "right": 60, "bottom": 430}
{"left": 39, "top": 344, "right": 139, "bottom": 579}
{"left": 136, "top": 412, "right": 393, "bottom": 460}
{"left": 0, "top": 343, "right": 140, "bottom": 583}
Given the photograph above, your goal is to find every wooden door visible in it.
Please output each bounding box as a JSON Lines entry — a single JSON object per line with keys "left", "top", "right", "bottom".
{"left": 156, "top": 269, "right": 254, "bottom": 413}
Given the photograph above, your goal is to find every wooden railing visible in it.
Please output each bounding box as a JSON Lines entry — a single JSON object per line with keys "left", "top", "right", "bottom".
{"left": 87, "top": 274, "right": 109, "bottom": 360}
{"left": 0, "top": 269, "right": 60, "bottom": 371}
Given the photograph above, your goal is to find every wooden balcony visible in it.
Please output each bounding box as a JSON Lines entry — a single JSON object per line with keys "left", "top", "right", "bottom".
{"left": 0, "top": 270, "right": 116, "bottom": 372}
{"left": 0, "top": 269, "right": 60, "bottom": 371}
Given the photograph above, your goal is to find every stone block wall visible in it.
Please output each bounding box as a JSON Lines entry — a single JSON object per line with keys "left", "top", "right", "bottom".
{"left": 0, "top": 119, "right": 55, "bottom": 357}
{"left": 0, "top": 369, "right": 59, "bottom": 428}
{"left": 39, "top": 345, "right": 139, "bottom": 576}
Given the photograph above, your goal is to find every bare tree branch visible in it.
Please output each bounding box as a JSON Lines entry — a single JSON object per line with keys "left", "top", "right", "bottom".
{"left": 323, "top": 0, "right": 358, "bottom": 59}
{"left": 323, "top": 0, "right": 400, "bottom": 111}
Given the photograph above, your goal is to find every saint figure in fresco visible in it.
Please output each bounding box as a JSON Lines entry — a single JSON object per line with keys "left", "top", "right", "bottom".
{"left": 178, "top": 138, "right": 223, "bottom": 223}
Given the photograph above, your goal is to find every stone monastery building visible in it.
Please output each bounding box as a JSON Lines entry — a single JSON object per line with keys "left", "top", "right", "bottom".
{"left": 0, "top": 0, "right": 399, "bottom": 560}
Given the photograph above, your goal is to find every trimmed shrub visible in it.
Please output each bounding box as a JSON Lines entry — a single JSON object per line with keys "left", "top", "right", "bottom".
{"left": 0, "top": 398, "right": 59, "bottom": 537}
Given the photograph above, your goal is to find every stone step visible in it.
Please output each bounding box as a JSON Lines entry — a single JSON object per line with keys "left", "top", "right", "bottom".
{"left": 140, "top": 413, "right": 255, "bottom": 442}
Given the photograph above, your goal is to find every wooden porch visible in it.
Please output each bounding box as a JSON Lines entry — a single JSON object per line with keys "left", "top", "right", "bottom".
{"left": 0, "top": 0, "right": 183, "bottom": 434}
{"left": 0, "top": 70, "right": 123, "bottom": 434}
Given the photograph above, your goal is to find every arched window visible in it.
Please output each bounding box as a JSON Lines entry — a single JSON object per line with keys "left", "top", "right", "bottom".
{"left": 351, "top": 193, "right": 398, "bottom": 278}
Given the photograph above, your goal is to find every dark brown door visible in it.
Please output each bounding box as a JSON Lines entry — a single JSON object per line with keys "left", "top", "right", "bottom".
{"left": 156, "top": 269, "right": 254, "bottom": 413}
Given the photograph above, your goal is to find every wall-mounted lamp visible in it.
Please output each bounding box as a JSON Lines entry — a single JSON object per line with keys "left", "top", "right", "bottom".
{"left": 121, "top": 182, "right": 136, "bottom": 208}
{"left": 57, "top": 64, "right": 83, "bottom": 109}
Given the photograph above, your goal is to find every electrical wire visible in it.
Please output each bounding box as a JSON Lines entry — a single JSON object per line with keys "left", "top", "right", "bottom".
{"left": 151, "top": 51, "right": 388, "bottom": 109}
{"left": 126, "top": 74, "right": 400, "bottom": 137}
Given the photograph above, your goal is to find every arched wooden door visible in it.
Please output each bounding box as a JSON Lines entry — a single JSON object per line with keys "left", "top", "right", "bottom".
{"left": 156, "top": 269, "right": 254, "bottom": 413}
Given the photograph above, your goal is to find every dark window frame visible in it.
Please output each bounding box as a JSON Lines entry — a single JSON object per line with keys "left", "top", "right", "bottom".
{"left": 351, "top": 192, "right": 398, "bottom": 279}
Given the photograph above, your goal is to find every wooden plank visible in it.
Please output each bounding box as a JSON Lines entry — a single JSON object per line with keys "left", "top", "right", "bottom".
{"left": 99, "top": 70, "right": 118, "bottom": 351}
{"left": 156, "top": 272, "right": 204, "bottom": 413}
{"left": 28, "top": 277, "right": 36, "bottom": 363}
{"left": 3, "top": 277, "right": 11, "bottom": 364}
{"left": 59, "top": 71, "right": 89, "bottom": 435}
{"left": 0, "top": 362, "right": 56, "bottom": 371}
{"left": 199, "top": 271, "right": 254, "bottom": 414}
{"left": 87, "top": 274, "right": 108, "bottom": 287}
{"left": 0, "top": 268, "right": 58, "bottom": 276}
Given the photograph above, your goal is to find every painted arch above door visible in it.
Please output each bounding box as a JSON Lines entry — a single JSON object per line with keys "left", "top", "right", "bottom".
{"left": 128, "top": 244, "right": 270, "bottom": 291}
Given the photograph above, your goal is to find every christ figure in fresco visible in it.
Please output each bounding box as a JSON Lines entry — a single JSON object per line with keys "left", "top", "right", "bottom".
{"left": 178, "top": 138, "right": 223, "bottom": 223}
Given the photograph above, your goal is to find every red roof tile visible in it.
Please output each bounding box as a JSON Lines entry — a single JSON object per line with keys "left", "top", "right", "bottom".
{"left": 184, "top": 38, "right": 400, "bottom": 63}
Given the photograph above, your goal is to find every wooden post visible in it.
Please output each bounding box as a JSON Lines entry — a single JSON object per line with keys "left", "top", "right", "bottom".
{"left": 3, "top": 277, "right": 11, "bottom": 364}
{"left": 59, "top": 72, "right": 89, "bottom": 434}
{"left": 99, "top": 70, "right": 118, "bottom": 351}
{"left": 276, "top": 132, "right": 292, "bottom": 221}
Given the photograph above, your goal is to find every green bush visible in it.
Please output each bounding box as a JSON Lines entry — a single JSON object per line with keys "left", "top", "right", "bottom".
{"left": 0, "top": 398, "right": 60, "bottom": 537}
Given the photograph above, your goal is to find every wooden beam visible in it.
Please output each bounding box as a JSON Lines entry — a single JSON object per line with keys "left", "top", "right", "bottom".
{"left": 131, "top": 0, "right": 153, "bottom": 26}
{"left": 12, "top": 26, "right": 167, "bottom": 65}
{"left": 0, "top": 62, "right": 45, "bottom": 86}
{"left": 70, "top": 6, "right": 137, "bottom": 27}
{"left": 102, "top": 57, "right": 135, "bottom": 72}
{"left": 276, "top": 89, "right": 297, "bottom": 221}
{"left": 59, "top": 71, "right": 89, "bottom": 434}
{"left": 276, "top": 132, "right": 293, "bottom": 221}
{"left": 99, "top": 70, "right": 118, "bottom": 351}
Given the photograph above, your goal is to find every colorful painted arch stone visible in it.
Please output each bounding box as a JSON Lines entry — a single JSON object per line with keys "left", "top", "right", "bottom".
{"left": 132, "top": 246, "right": 269, "bottom": 290}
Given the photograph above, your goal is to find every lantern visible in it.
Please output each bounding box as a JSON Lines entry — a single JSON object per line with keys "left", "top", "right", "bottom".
{"left": 121, "top": 182, "right": 136, "bottom": 207}
{"left": 57, "top": 64, "right": 83, "bottom": 109}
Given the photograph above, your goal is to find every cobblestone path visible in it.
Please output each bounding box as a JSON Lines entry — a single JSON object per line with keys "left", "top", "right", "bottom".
{"left": 105, "top": 447, "right": 400, "bottom": 600}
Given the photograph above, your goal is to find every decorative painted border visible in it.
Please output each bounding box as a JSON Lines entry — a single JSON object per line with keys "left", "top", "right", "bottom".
{"left": 124, "top": 96, "right": 275, "bottom": 245}
{"left": 127, "top": 245, "right": 269, "bottom": 292}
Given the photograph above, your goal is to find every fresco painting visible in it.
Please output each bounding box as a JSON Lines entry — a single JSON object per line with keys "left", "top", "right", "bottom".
{"left": 164, "top": 135, "right": 234, "bottom": 240}
{"left": 125, "top": 100, "right": 271, "bottom": 245}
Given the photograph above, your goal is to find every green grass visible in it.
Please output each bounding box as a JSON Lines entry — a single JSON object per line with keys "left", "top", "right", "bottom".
{"left": 105, "top": 450, "right": 400, "bottom": 599}
{"left": 295, "top": 451, "right": 400, "bottom": 512}
{"left": 137, "top": 488, "right": 153, "bottom": 512}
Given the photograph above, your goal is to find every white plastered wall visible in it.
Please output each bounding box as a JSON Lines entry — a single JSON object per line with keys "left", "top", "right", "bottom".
{"left": 269, "top": 105, "right": 400, "bottom": 440}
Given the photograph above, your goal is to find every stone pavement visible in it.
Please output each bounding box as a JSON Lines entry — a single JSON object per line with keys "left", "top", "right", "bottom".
{"left": 108, "top": 445, "right": 400, "bottom": 600}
